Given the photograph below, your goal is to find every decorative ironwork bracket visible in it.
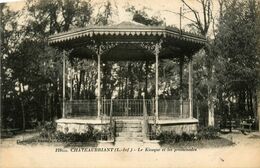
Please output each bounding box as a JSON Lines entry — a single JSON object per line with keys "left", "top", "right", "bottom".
{"left": 98, "top": 42, "right": 118, "bottom": 55}
{"left": 139, "top": 39, "right": 163, "bottom": 55}
{"left": 85, "top": 41, "right": 118, "bottom": 56}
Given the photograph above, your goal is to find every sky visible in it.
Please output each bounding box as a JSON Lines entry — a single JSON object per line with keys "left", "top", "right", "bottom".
{"left": 2, "top": 0, "right": 219, "bottom": 36}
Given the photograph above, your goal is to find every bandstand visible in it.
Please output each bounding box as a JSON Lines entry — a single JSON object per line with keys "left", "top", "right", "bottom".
{"left": 48, "top": 21, "right": 206, "bottom": 141}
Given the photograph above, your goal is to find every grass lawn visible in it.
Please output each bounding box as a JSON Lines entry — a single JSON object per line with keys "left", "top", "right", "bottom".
{"left": 18, "top": 134, "right": 234, "bottom": 149}
{"left": 160, "top": 137, "right": 235, "bottom": 149}
{"left": 17, "top": 135, "right": 98, "bottom": 147}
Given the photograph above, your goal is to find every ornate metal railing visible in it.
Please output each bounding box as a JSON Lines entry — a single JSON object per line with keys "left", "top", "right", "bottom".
{"left": 102, "top": 99, "right": 154, "bottom": 117}
{"left": 65, "top": 100, "right": 97, "bottom": 117}
{"left": 158, "top": 100, "right": 190, "bottom": 119}
{"left": 65, "top": 99, "right": 190, "bottom": 118}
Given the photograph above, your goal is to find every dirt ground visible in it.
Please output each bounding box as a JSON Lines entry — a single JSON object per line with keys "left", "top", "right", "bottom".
{"left": 0, "top": 132, "right": 260, "bottom": 168}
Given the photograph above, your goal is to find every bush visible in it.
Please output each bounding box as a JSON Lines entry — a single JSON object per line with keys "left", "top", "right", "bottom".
{"left": 37, "top": 122, "right": 100, "bottom": 143}
{"left": 99, "top": 125, "right": 111, "bottom": 141}
{"left": 54, "top": 131, "right": 99, "bottom": 143}
{"left": 54, "top": 125, "right": 101, "bottom": 143}
{"left": 149, "top": 124, "right": 162, "bottom": 140}
{"left": 38, "top": 121, "right": 57, "bottom": 140}
{"left": 197, "top": 126, "right": 220, "bottom": 140}
{"left": 157, "top": 126, "right": 219, "bottom": 144}
{"left": 157, "top": 131, "right": 195, "bottom": 143}
{"left": 98, "top": 122, "right": 117, "bottom": 141}
{"left": 181, "top": 132, "right": 196, "bottom": 141}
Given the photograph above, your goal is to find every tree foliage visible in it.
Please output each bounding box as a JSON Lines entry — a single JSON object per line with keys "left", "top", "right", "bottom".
{"left": 214, "top": 0, "right": 259, "bottom": 120}
{"left": 1, "top": 0, "right": 259, "bottom": 131}
{"left": 126, "top": 5, "right": 164, "bottom": 26}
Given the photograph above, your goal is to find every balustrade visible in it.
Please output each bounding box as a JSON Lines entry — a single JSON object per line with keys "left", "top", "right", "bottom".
{"left": 64, "top": 99, "right": 190, "bottom": 119}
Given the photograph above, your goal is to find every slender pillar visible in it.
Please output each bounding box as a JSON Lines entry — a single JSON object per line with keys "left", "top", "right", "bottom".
{"left": 179, "top": 58, "right": 183, "bottom": 117}
{"left": 188, "top": 58, "right": 193, "bottom": 118}
{"left": 155, "top": 43, "right": 160, "bottom": 121}
{"left": 70, "top": 69, "right": 73, "bottom": 101}
{"left": 62, "top": 51, "right": 66, "bottom": 118}
{"left": 97, "top": 52, "right": 101, "bottom": 118}
{"left": 68, "top": 68, "right": 73, "bottom": 116}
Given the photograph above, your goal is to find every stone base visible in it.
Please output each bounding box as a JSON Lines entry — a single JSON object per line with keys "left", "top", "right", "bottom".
{"left": 143, "top": 139, "right": 160, "bottom": 147}
{"left": 149, "top": 118, "right": 198, "bottom": 134}
{"left": 56, "top": 118, "right": 109, "bottom": 133}
{"left": 97, "top": 140, "right": 114, "bottom": 147}
{"left": 56, "top": 118, "right": 198, "bottom": 135}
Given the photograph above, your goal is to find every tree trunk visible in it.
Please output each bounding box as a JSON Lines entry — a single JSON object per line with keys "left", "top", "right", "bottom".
{"left": 246, "top": 90, "right": 250, "bottom": 116}
{"left": 20, "top": 98, "right": 25, "bottom": 131}
{"left": 228, "top": 99, "right": 232, "bottom": 132}
{"left": 53, "top": 82, "right": 59, "bottom": 119}
{"left": 242, "top": 90, "right": 246, "bottom": 117}
{"left": 208, "top": 85, "right": 214, "bottom": 126}
{"left": 197, "top": 101, "right": 200, "bottom": 126}
{"left": 44, "top": 95, "right": 46, "bottom": 122}
{"left": 48, "top": 94, "right": 52, "bottom": 121}
{"left": 219, "top": 90, "right": 223, "bottom": 121}
{"left": 257, "top": 89, "right": 260, "bottom": 132}
{"left": 125, "top": 76, "right": 128, "bottom": 99}
{"left": 19, "top": 83, "right": 26, "bottom": 131}
{"left": 207, "top": 53, "right": 215, "bottom": 127}
{"left": 181, "top": 0, "right": 214, "bottom": 126}
{"left": 249, "top": 90, "right": 253, "bottom": 117}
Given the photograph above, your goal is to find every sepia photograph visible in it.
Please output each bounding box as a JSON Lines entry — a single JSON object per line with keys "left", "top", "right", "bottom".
{"left": 0, "top": 0, "right": 260, "bottom": 167}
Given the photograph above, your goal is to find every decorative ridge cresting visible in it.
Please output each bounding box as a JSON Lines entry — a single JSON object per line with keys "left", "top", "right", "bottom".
{"left": 48, "top": 21, "right": 206, "bottom": 45}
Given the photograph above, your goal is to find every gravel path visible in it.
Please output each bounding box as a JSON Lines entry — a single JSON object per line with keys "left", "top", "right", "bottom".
{"left": 1, "top": 132, "right": 260, "bottom": 168}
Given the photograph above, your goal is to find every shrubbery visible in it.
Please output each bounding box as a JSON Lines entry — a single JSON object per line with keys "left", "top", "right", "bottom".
{"left": 197, "top": 126, "right": 219, "bottom": 140}
{"left": 37, "top": 121, "right": 101, "bottom": 143}
{"left": 38, "top": 121, "right": 57, "bottom": 140}
{"left": 98, "top": 124, "right": 113, "bottom": 141}
{"left": 157, "top": 131, "right": 196, "bottom": 143}
{"left": 54, "top": 130, "right": 100, "bottom": 143}
{"left": 157, "top": 126, "right": 219, "bottom": 144}
{"left": 32, "top": 122, "right": 220, "bottom": 144}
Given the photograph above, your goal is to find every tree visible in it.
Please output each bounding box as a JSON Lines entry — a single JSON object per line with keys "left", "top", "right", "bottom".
{"left": 1, "top": 0, "right": 95, "bottom": 130}
{"left": 0, "top": 4, "right": 24, "bottom": 129}
{"left": 181, "top": 0, "right": 215, "bottom": 126}
{"left": 1, "top": 4, "right": 19, "bottom": 100}
{"left": 23, "top": 0, "right": 94, "bottom": 120}
{"left": 214, "top": 0, "right": 259, "bottom": 127}
{"left": 25, "top": 0, "right": 93, "bottom": 36}
{"left": 95, "top": 1, "right": 113, "bottom": 25}
{"left": 256, "top": 0, "right": 260, "bottom": 131}
{"left": 126, "top": 5, "right": 164, "bottom": 26}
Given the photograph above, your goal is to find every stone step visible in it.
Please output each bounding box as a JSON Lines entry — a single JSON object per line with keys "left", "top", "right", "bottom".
{"left": 116, "top": 127, "right": 142, "bottom": 132}
{"left": 116, "top": 120, "right": 142, "bottom": 124}
{"left": 116, "top": 121, "right": 142, "bottom": 127}
{"left": 116, "top": 132, "right": 143, "bottom": 137}
{"left": 115, "top": 120, "right": 143, "bottom": 142}
{"left": 115, "top": 141, "right": 144, "bottom": 147}
{"left": 116, "top": 126, "right": 142, "bottom": 129}
{"left": 116, "top": 137, "right": 143, "bottom": 142}
{"left": 116, "top": 123, "right": 142, "bottom": 127}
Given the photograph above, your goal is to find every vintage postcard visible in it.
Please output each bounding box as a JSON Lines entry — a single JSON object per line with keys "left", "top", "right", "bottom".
{"left": 0, "top": 0, "right": 260, "bottom": 167}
